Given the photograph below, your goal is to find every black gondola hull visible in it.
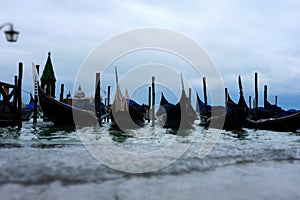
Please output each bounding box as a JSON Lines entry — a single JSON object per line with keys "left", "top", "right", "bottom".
{"left": 246, "top": 111, "right": 300, "bottom": 132}
{"left": 38, "top": 86, "right": 98, "bottom": 127}
{"left": 157, "top": 93, "right": 196, "bottom": 130}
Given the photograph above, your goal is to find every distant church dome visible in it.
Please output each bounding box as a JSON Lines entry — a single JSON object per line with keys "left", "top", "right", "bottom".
{"left": 74, "top": 85, "right": 85, "bottom": 99}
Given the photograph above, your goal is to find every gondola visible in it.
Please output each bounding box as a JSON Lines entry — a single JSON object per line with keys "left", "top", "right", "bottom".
{"left": 200, "top": 94, "right": 248, "bottom": 130}
{"left": 200, "top": 76, "right": 249, "bottom": 130}
{"left": 196, "top": 93, "right": 225, "bottom": 122}
{"left": 157, "top": 92, "right": 197, "bottom": 130}
{"left": 22, "top": 94, "right": 35, "bottom": 121}
{"left": 248, "top": 99, "right": 284, "bottom": 121}
{"left": 156, "top": 75, "right": 197, "bottom": 130}
{"left": 246, "top": 98, "right": 300, "bottom": 132}
{"left": 22, "top": 93, "right": 43, "bottom": 121}
{"left": 110, "top": 103, "right": 145, "bottom": 129}
{"left": 38, "top": 85, "right": 98, "bottom": 126}
{"left": 110, "top": 68, "right": 145, "bottom": 129}
{"left": 246, "top": 111, "right": 300, "bottom": 132}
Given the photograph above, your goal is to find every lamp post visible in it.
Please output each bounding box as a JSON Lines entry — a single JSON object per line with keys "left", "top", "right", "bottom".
{"left": 0, "top": 23, "right": 19, "bottom": 42}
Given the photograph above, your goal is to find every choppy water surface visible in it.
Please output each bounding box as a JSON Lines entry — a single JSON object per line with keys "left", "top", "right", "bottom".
{"left": 0, "top": 120, "right": 300, "bottom": 200}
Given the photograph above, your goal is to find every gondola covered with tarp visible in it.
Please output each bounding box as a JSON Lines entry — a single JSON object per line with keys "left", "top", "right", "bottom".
{"left": 110, "top": 68, "right": 145, "bottom": 129}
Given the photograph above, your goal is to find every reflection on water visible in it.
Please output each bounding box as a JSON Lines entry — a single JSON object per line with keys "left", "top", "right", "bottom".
{"left": 227, "top": 129, "right": 249, "bottom": 139}
{"left": 109, "top": 129, "right": 133, "bottom": 143}
{"left": 0, "top": 120, "right": 299, "bottom": 162}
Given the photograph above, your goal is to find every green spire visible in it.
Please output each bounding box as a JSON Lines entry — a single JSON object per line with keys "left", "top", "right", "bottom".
{"left": 41, "top": 52, "right": 56, "bottom": 81}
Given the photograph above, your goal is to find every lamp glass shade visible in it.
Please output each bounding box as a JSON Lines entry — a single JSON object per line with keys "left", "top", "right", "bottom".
{"left": 5, "top": 29, "right": 19, "bottom": 42}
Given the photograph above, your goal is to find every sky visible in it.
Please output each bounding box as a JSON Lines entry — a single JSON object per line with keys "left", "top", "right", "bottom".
{"left": 1, "top": 0, "right": 300, "bottom": 109}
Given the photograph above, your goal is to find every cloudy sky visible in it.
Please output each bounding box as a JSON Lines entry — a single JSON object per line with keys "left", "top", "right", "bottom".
{"left": 1, "top": 0, "right": 300, "bottom": 109}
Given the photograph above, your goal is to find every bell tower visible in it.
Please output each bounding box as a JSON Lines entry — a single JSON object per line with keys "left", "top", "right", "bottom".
{"left": 41, "top": 52, "right": 56, "bottom": 98}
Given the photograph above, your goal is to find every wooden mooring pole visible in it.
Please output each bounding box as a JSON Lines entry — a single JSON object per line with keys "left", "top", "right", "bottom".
{"left": 264, "top": 85, "right": 267, "bottom": 108}
{"left": 95, "top": 73, "right": 101, "bottom": 125}
{"left": 255, "top": 72, "right": 258, "bottom": 110}
{"left": 188, "top": 88, "right": 192, "bottom": 104}
{"left": 203, "top": 77, "right": 208, "bottom": 118}
{"left": 107, "top": 85, "right": 111, "bottom": 122}
{"left": 249, "top": 96, "right": 252, "bottom": 110}
{"left": 60, "top": 84, "right": 64, "bottom": 102}
{"left": 13, "top": 76, "right": 18, "bottom": 113}
{"left": 151, "top": 76, "right": 155, "bottom": 127}
{"left": 17, "top": 62, "right": 23, "bottom": 130}
{"left": 148, "top": 86, "right": 151, "bottom": 122}
{"left": 225, "top": 88, "right": 228, "bottom": 108}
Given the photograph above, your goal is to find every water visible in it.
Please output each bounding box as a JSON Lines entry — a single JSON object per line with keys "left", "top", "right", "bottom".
{"left": 0, "top": 120, "right": 300, "bottom": 200}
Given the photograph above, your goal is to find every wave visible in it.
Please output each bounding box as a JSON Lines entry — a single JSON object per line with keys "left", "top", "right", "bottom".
{"left": 0, "top": 122, "right": 300, "bottom": 185}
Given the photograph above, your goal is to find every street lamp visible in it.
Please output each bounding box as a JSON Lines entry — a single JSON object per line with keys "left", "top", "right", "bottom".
{"left": 0, "top": 23, "right": 19, "bottom": 42}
